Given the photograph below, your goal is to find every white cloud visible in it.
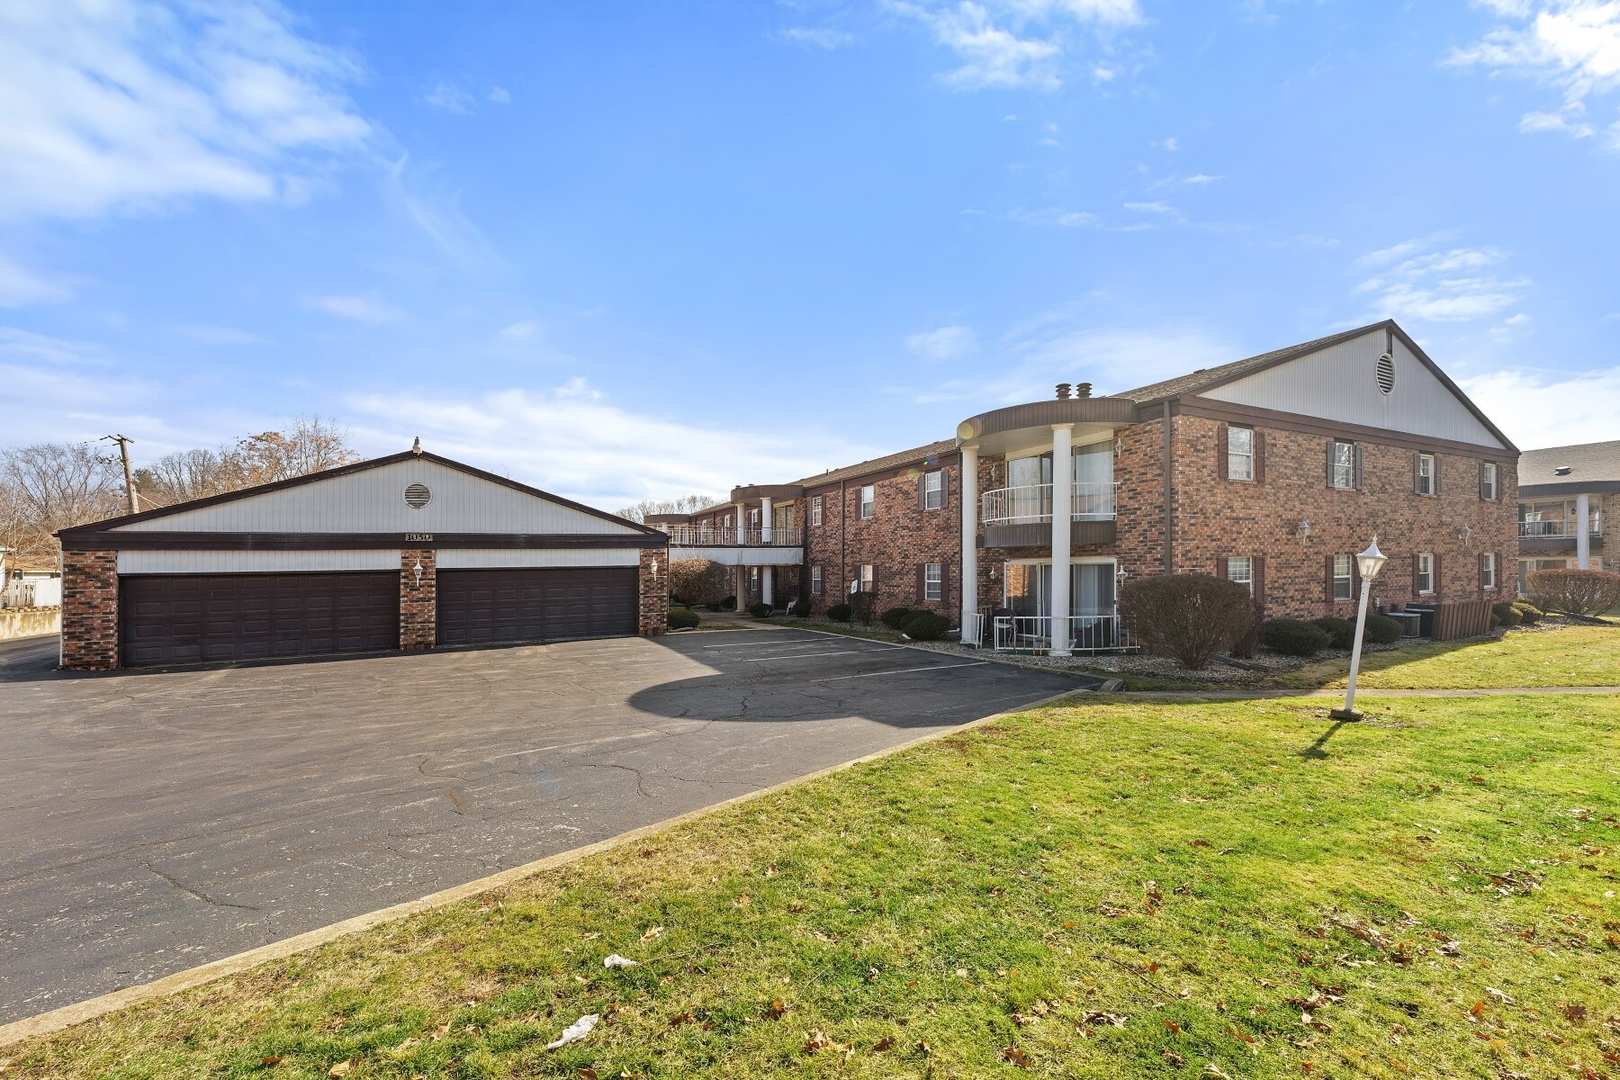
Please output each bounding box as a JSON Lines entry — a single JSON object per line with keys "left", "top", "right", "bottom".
{"left": 1353, "top": 239, "right": 1529, "bottom": 322}
{"left": 487, "top": 86, "right": 511, "bottom": 104}
{"left": 0, "top": 0, "right": 371, "bottom": 224}
{"left": 424, "top": 81, "right": 474, "bottom": 113}
{"left": 0, "top": 253, "right": 75, "bottom": 307}
{"left": 309, "top": 293, "right": 403, "bottom": 323}
{"left": 1009, "top": 206, "right": 1100, "bottom": 227}
{"left": 905, "top": 324, "right": 978, "bottom": 361}
{"left": 170, "top": 323, "right": 265, "bottom": 344}
{"left": 1448, "top": 0, "right": 1620, "bottom": 145}
{"left": 1182, "top": 173, "right": 1222, "bottom": 184}
{"left": 1459, "top": 364, "right": 1620, "bottom": 447}
{"left": 345, "top": 381, "right": 879, "bottom": 509}
{"left": 384, "top": 155, "right": 504, "bottom": 273}
{"left": 499, "top": 320, "right": 539, "bottom": 340}
{"left": 889, "top": 0, "right": 1140, "bottom": 91}
{"left": 776, "top": 26, "right": 856, "bottom": 48}
{"left": 1124, "top": 200, "right": 1173, "bottom": 213}
{"left": 1155, "top": 136, "right": 1179, "bottom": 151}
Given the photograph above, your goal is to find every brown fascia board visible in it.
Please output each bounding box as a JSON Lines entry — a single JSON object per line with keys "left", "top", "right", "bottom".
{"left": 60, "top": 531, "right": 666, "bottom": 552}
{"left": 796, "top": 441, "right": 960, "bottom": 492}
{"left": 1130, "top": 320, "right": 1519, "bottom": 456}
{"left": 56, "top": 450, "right": 662, "bottom": 540}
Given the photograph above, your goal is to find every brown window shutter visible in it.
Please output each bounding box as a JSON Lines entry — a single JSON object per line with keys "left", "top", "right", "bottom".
{"left": 1215, "top": 556, "right": 1228, "bottom": 581}
{"left": 1433, "top": 456, "right": 1441, "bottom": 497}
{"left": 1351, "top": 553, "right": 1361, "bottom": 595}
{"left": 1354, "top": 443, "right": 1364, "bottom": 490}
{"left": 918, "top": 475, "right": 926, "bottom": 511}
{"left": 1479, "top": 552, "right": 1486, "bottom": 589}
{"left": 1324, "top": 553, "right": 1336, "bottom": 602}
{"left": 1325, "top": 440, "right": 1335, "bottom": 488}
{"left": 1254, "top": 430, "right": 1266, "bottom": 484}
{"left": 915, "top": 564, "right": 925, "bottom": 603}
{"left": 1252, "top": 555, "right": 1266, "bottom": 607}
{"left": 1217, "top": 424, "right": 1229, "bottom": 481}
{"left": 1479, "top": 463, "right": 1488, "bottom": 500}
{"left": 1413, "top": 452, "right": 1421, "bottom": 494}
{"left": 1432, "top": 553, "right": 1441, "bottom": 598}
{"left": 1412, "top": 555, "right": 1420, "bottom": 597}
{"left": 941, "top": 469, "right": 950, "bottom": 505}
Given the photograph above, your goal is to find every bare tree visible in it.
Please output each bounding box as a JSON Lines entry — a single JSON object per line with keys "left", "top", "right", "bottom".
{"left": 615, "top": 493, "right": 721, "bottom": 523}
{"left": 133, "top": 417, "right": 361, "bottom": 508}
{"left": 0, "top": 443, "right": 125, "bottom": 561}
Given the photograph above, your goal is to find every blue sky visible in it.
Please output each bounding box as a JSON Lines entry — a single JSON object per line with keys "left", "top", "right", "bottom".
{"left": 2, "top": 0, "right": 1618, "bottom": 509}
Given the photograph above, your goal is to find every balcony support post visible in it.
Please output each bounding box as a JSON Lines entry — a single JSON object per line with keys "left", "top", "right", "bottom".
{"left": 736, "top": 563, "right": 748, "bottom": 613}
{"left": 1050, "top": 424, "right": 1073, "bottom": 657}
{"left": 762, "top": 566, "right": 773, "bottom": 607}
{"left": 1577, "top": 494, "right": 1591, "bottom": 570}
{"left": 761, "top": 497, "right": 773, "bottom": 545}
{"left": 961, "top": 445, "right": 979, "bottom": 642}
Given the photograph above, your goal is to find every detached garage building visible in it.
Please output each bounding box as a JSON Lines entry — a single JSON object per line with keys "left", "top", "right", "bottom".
{"left": 57, "top": 447, "right": 668, "bottom": 670}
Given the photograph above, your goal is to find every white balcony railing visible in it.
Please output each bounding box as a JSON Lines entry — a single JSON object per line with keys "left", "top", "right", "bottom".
{"left": 1519, "top": 521, "right": 1602, "bottom": 539}
{"left": 666, "top": 525, "right": 803, "bottom": 548}
{"left": 989, "top": 614, "right": 1133, "bottom": 654}
{"left": 981, "top": 482, "right": 1117, "bottom": 526}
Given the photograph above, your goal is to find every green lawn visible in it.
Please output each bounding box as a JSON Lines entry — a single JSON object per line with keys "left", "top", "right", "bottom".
{"left": 11, "top": 694, "right": 1619, "bottom": 1079}
{"left": 1273, "top": 624, "right": 1620, "bottom": 690}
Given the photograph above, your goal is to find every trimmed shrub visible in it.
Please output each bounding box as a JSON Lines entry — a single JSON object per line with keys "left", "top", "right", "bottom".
{"left": 1527, "top": 568, "right": 1620, "bottom": 616}
{"left": 851, "top": 590, "right": 878, "bottom": 626}
{"left": 1492, "top": 601, "right": 1522, "bottom": 628}
{"left": 880, "top": 607, "right": 914, "bottom": 630}
{"left": 720, "top": 595, "right": 736, "bottom": 610}
{"left": 826, "top": 602, "right": 852, "bottom": 622}
{"left": 902, "top": 612, "right": 951, "bottom": 641}
{"left": 1229, "top": 601, "right": 1263, "bottom": 659}
{"left": 667, "top": 607, "right": 701, "bottom": 630}
{"left": 747, "top": 601, "right": 772, "bottom": 618}
{"left": 669, "top": 558, "right": 728, "bottom": 609}
{"left": 1512, "top": 601, "right": 1543, "bottom": 625}
{"left": 790, "top": 600, "right": 811, "bottom": 618}
{"left": 1311, "top": 616, "right": 1356, "bottom": 650}
{"left": 1118, "top": 573, "right": 1254, "bottom": 671}
{"left": 1263, "top": 618, "right": 1331, "bottom": 657}
{"left": 1363, "top": 613, "right": 1404, "bottom": 644}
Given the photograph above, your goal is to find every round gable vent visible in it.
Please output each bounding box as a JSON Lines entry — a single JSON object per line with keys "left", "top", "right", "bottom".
{"left": 1375, "top": 352, "right": 1396, "bottom": 395}
{"left": 404, "top": 483, "right": 432, "bottom": 509}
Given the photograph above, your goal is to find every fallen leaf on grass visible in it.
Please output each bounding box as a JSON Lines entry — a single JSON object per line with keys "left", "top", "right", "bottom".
{"left": 1001, "top": 1047, "right": 1031, "bottom": 1067}
{"left": 1190, "top": 839, "right": 1212, "bottom": 848}
{"left": 640, "top": 926, "right": 664, "bottom": 942}
{"left": 1205, "top": 1064, "right": 1233, "bottom": 1078}
{"left": 547, "top": 1015, "right": 600, "bottom": 1049}
{"left": 1163, "top": 1049, "right": 1186, "bottom": 1065}
{"left": 580, "top": 1069, "right": 599, "bottom": 1080}
{"left": 1563, "top": 1004, "right": 1588, "bottom": 1023}
{"left": 1084, "top": 1011, "right": 1126, "bottom": 1027}
{"left": 766, "top": 998, "right": 787, "bottom": 1020}
{"left": 1471, "top": 1001, "right": 1485, "bottom": 1018}
{"left": 786, "top": 899, "right": 806, "bottom": 912}
{"left": 1487, "top": 987, "right": 1515, "bottom": 1005}
{"left": 668, "top": 1011, "right": 695, "bottom": 1027}
{"left": 732, "top": 894, "right": 752, "bottom": 907}
{"left": 1099, "top": 902, "right": 1129, "bottom": 918}
{"left": 328, "top": 1063, "right": 354, "bottom": 1079}
{"left": 804, "top": 1029, "right": 831, "bottom": 1053}
{"left": 260, "top": 1057, "right": 282, "bottom": 1067}
{"left": 872, "top": 1036, "right": 896, "bottom": 1052}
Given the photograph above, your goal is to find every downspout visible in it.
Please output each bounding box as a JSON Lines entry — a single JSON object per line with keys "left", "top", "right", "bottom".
{"left": 839, "top": 478, "right": 847, "bottom": 598}
{"left": 1162, "top": 400, "right": 1174, "bottom": 574}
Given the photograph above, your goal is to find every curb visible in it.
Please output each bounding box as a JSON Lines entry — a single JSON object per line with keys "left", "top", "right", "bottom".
{"left": 0, "top": 686, "right": 1084, "bottom": 1050}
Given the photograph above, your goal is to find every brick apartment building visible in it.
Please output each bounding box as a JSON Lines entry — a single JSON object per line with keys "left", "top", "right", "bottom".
{"left": 653, "top": 320, "right": 1521, "bottom": 654}
{"left": 1515, "top": 439, "right": 1615, "bottom": 590}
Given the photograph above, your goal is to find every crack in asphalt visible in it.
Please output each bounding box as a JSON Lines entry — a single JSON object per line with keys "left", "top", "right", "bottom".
{"left": 143, "top": 864, "right": 261, "bottom": 912}
{"left": 582, "top": 762, "right": 651, "bottom": 798}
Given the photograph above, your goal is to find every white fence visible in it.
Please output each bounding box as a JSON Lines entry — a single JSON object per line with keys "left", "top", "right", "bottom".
{"left": 1, "top": 578, "right": 61, "bottom": 608}
{"left": 981, "top": 482, "right": 1118, "bottom": 526}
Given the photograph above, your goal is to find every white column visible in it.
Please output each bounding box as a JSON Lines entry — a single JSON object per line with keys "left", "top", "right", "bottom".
{"left": 1050, "top": 424, "right": 1073, "bottom": 657}
{"left": 960, "top": 445, "right": 979, "bottom": 640}
{"left": 761, "top": 497, "right": 774, "bottom": 544}
{"left": 736, "top": 563, "right": 748, "bottom": 613}
{"left": 762, "top": 566, "right": 773, "bottom": 606}
{"left": 1576, "top": 494, "right": 1591, "bottom": 570}
{"left": 735, "top": 502, "right": 747, "bottom": 545}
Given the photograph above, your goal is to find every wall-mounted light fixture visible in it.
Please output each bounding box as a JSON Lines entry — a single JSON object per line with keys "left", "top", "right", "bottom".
{"left": 1457, "top": 524, "right": 1472, "bottom": 548}
{"left": 413, "top": 559, "right": 424, "bottom": 586}
{"left": 651, "top": 558, "right": 659, "bottom": 578}
{"left": 1296, "top": 520, "right": 1311, "bottom": 546}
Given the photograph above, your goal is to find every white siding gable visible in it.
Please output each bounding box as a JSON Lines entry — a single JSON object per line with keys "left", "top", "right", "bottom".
{"left": 1198, "top": 330, "right": 1507, "bottom": 449}
{"left": 112, "top": 458, "right": 642, "bottom": 535}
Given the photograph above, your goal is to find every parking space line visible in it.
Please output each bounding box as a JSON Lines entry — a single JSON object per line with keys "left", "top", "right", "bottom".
{"left": 700, "top": 637, "right": 812, "bottom": 649}
{"left": 812, "top": 661, "right": 990, "bottom": 681}
{"left": 742, "top": 647, "right": 905, "bottom": 662}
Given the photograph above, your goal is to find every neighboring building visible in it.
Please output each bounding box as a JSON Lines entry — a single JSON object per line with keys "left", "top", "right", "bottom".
{"left": 649, "top": 320, "right": 1520, "bottom": 653}
{"left": 1515, "top": 438, "right": 1615, "bottom": 591}
{"left": 55, "top": 447, "right": 668, "bottom": 670}
{"left": 1, "top": 554, "right": 63, "bottom": 609}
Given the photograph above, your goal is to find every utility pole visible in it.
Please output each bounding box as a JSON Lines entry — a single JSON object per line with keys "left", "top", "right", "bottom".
{"left": 102, "top": 434, "right": 139, "bottom": 514}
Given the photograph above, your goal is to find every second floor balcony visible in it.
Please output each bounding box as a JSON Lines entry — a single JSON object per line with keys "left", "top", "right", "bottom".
{"left": 1518, "top": 520, "right": 1602, "bottom": 539}
{"left": 666, "top": 525, "right": 803, "bottom": 548}
{"left": 982, "top": 482, "right": 1118, "bottom": 526}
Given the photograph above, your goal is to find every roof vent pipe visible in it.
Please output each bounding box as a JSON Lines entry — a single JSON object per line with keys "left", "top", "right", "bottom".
{"left": 1076, "top": 382, "right": 1092, "bottom": 399}
{"left": 1055, "top": 383, "right": 1072, "bottom": 399}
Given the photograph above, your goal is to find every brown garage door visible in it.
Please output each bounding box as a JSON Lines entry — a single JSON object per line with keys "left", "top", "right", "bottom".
{"left": 436, "top": 566, "right": 637, "bottom": 647}
{"left": 120, "top": 572, "right": 399, "bottom": 667}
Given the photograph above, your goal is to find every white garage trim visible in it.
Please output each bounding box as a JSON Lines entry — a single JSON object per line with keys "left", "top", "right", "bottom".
{"left": 117, "top": 550, "right": 401, "bottom": 575}
{"left": 435, "top": 548, "right": 641, "bottom": 569}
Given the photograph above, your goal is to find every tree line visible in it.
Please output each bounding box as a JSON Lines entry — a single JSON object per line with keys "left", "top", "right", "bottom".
{"left": 0, "top": 418, "right": 356, "bottom": 563}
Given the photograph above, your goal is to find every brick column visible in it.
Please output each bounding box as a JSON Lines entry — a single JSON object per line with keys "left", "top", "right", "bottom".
{"left": 400, "top": 549, "right": 436, "bottom": 650}
{"left": 62, "top": 550, "right": 119, "bottom": 670}
{"left": 640, "top": 546, "right": 668, "bottom": 636}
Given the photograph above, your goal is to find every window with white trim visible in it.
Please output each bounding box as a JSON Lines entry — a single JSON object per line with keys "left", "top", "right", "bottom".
{"left": 1481, "top": 462, "right": 1497, "bottom": 501}
{"left": 1227, "top": 427, "right": 1254, "bottom": 481}
{"left": 811, "top": 565, "right": 823, "bottom": 595}
{"left": 859, "top": 484, "right": 875, "bottom": 519}
{"left": 924, "top": 563, "right": 943, "bottom": 601}
{"left": 1331, "top": 440, "right": 1356, "bottom": 489}
{"left": 923, "top": 470, "right": 945, "bottom": 510}
{"left": 1416, "top": 552, "right": 1434, "bottom": 595}
{"left": 1416, "top": 452, "right": 1435, "bottom": 496}
{"left": 1333, "top": 554, "right": 1353, "bottom": 602}
{"left": 1226, "top": 555, "right": 1253, "bottom": 594}
{"left": 1481, "top": 552, "right": 1496, "bottom": 590}
{"left": 810, "top": 496, "right": 824, "bottom": 526}
{"left": 859, "top": 564, "right": 875, "bottom": 592}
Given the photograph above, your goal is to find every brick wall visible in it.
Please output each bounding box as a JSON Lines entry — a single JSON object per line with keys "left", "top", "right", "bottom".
{"left": 400, "top": 548, "right": 436, "bottom": 649}
{"left": 61, "top": 549, "right": 118, "bottom": 670}
{"left": 640, "top": 546, "right": 669, "bottom": 636}
{"left": 803, "top": 454, "right": 962, "bottom": 617}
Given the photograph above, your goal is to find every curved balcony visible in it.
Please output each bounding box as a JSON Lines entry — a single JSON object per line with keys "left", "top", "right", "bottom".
{"left": 979, "top": 482, "right": 1117, "bottom": 550}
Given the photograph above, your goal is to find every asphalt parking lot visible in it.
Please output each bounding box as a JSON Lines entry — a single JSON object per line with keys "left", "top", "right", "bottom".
{"left": 0, "top": 628, "right": 1084, "bottom": 1024}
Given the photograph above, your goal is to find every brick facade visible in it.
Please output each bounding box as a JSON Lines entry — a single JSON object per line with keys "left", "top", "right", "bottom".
{"left": 61, "top": 550, "right": 118, "bottom": 670}
{"left": 640, "top": 546, "right": 669, "bottom": 636}
{"left": 802, "top": 452, "right": 962, "bottom": 617}
{"left": 400, "top": 548, "right": 436, "bottom": 649}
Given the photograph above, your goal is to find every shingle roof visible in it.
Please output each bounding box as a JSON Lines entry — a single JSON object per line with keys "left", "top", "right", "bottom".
{"left": 1117, "top": 322, "right": 1390, "bottom": 405}
{"left": 796, "top": 439, "right": 959, "bottom": 489}
{"left": 1518, "top": 439, "right": 1620, "bottom": 487}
